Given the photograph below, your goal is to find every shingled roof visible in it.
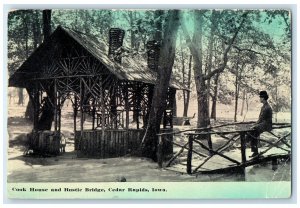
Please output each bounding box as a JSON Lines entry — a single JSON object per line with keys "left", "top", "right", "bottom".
{"left": 9, "top": 26, "right": 185, "bottom": 90}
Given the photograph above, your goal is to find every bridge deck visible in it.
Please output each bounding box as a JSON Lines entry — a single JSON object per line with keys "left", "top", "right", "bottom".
{"left": 165, "top": 146, "right": 290, "bottom": 174}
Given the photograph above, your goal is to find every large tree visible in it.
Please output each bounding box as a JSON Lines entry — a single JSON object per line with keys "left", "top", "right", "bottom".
{"left": 182, "top": 10, "right": 248, "bottom": 128}
{"left": 141, "top": 10, "right": 180, "bottom": 161}
{"left": 34, "top": 9, "right": 54, "bottom": 130}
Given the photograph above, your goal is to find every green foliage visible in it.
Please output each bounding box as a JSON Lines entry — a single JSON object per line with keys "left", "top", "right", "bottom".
{"left": 8, "top": 10, "right": 42, "bottom": 75}
{"left": 7, "top": 9, "right": 291, "bottom": 115}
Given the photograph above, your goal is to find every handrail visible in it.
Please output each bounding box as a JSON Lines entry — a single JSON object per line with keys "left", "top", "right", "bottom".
{"left": 157, "top": 123, "right": 291, "bottom": 174}
{"left": 157, "top": 122, "right": 291, "bottom": 136}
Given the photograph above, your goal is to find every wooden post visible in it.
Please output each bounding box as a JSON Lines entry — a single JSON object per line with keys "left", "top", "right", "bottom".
{"left": 54, "top": 79, "right": 58, "bottom": 132}
{"left": 74, "top": 95, "right": 78, "bottom": 150}
{"left": 157, "top": 135, "right": 163, "bottom": 168}
{"left": 58, "top": 95, "right": 62, "bottom": 133}
{"left": 135, "top": 83, "right": 141, "bottom": 129}
{"left": 110, "top": 85, "right": 117, "bottom": 128}
{"left": 92, "top": 98, "right": 96, "bottom": 130}
{"left": 73, "top": 96, "right": 77, "bottom": 132}
{"left": 238, "top": 132, "right": 246, "bottom": 179}
{"left": 207, "top": 133, "right": 213, "bottom": 155}
{"left": 100, "top": 76, "right": 105, "bottom": 140}
{"left": 80, "top": 78, "right": 84, "bottom": 137}
{"left": 124, "top": 83, "right": 130, "bottom": 129}
{"left": 187, "top": 135, "right": 193, "bottom": 174}
{"left": 240, "top": 132, "right": 246, "bottom": 164}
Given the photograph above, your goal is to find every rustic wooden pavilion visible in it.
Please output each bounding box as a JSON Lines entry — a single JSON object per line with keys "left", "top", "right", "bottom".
{"left": 9, "top": 26, "right": 185, "bottom": 158}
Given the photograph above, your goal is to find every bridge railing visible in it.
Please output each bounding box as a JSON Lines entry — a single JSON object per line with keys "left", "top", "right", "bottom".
{"left": 157, "top": 122, "right": 291, "bottom": 174}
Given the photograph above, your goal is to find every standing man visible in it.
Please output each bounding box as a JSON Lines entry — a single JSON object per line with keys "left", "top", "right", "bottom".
{"left": 248, "top": 91, "right": 273, "bottom": 157}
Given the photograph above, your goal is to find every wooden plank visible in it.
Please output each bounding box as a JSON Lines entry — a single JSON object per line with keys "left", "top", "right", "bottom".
{"left": 108, "top": 131, "right": 111, "bottom": 157}
{"left": 80, "top": 78, "right": 84, "bottom": 138}
{"left": 93, "top": 131, "right": 97, "bottom": 156}
{"left": 121, "top": 131, "right": 125, "bottom": 156}
{"left": 54, "top": 79, "right": 58, "bottom": 132}
{"left": 116, "top": 131, "right": 119, "bottom": 157}
{"left": 109, "top": 131, "right": 112, "bottom": 157}
{"left": 100, "top": 130, "right": 104, "bottom": 158}
{"left": 74, "top": 129, "right": 146, "bottom": 158}
{"left": 103, "top": 131, "right": 106, "bottom": 158}
{"left": 73, "top": 97, "right": 77, "bottom": 150}
{"left": 113, "top": 131, "right": 116, "bottom": 157}
{"left": 120, "top": 131, "right": 123, "bottom": 156}
{"left": 124, "top": 130, "right": 128, "bottom": 154}
{"left": 92, "top": 99, "right": 96, "bottom": 130}
{"left": 115, "top": 131, "right": 118, "bottom": 156}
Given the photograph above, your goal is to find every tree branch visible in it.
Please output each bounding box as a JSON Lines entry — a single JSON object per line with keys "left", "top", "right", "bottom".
{"left": 180, "top": 18, "right": 201, "bottom": 66}
{"left": 232, "top": 44, "right": 263, "bottom": 55}
{"left": 204, "top": 12, "right": 249, "bottom": 80}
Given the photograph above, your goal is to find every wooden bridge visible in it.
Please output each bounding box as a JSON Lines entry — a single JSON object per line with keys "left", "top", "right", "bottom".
{"left": 157, "top": 122, "right": 291, "bottom": 175}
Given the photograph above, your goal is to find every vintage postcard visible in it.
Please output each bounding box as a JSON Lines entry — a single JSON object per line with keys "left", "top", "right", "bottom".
{"left": 6, "top": 8, "right": 292, "bottom": 199}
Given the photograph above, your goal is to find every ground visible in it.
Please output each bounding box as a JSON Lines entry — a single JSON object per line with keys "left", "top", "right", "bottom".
{"left": 6, "top": 93, "right": 291, "bottom": 182}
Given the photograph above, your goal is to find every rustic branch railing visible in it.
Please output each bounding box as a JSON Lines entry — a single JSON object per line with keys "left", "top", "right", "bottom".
{"left": 157, "top": 122, "right": 291, "bottom": 174}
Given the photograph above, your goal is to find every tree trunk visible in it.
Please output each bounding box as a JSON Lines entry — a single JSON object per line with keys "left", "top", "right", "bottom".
{"left": 129, "top": 11, "right": 135, "bottom": 49}
{"left": 192, "top": 11, "right": 210, "bottom": 128}
{"left": 240, "top": 89, "right": 246, "bottom": 116}
{"left": 275, "top": 80, "right": 278, "bottom": 122}
{"left": 205, "top": 10, "right": 217, "bottom": 118}
{"left": 182, "top": 11, "right": 248, "bottom": 127}
{"left": 19, "top": 13, "right": 30, "bottom": 106}
{"left": 141, "top": 10, "right": 180, "bottom": 161}
{"left": 26, "top": 10, "right": 41, "bottom": 121}
{"left": 180, "top": 34, "right": 188, "bottom": 118}
{"left": 234, "top": 70, "right": 239, "bottom": 122}
{"left": 25, "top": 99, "right": 34, "bottom": 120}
{"left": 36, "top": 9, "right": 54, "bottom": 130}
{"left": 154, "top": 10, "right": 164, "bottom": 42}
{"left": 183, "top": 55, "right": 192, "bottom": 117}
{"left": 210, "top": 73, "right": 219, "bottom": 120}
{"left": 173, "top": 93, "right": 177, "bottom": 117}
{"left": 196, "top": 77, "right": 210, "bottom": 127}
{"left": 18, "top": 88, "right": 24, "bottom": 106}
{"left": 234, "top": 52, "right": 241, "bottom": 122}
{"left": 32, "top": 11, "right": 40, "bottom": 49}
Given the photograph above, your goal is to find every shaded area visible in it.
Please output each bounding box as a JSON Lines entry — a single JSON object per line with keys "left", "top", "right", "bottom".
{"left": 7, "top": 116, "right": 291, "bottom": 182}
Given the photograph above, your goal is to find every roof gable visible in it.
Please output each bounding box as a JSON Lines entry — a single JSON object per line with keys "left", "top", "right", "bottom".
{"left": 9, "top": 26, "right": 185, "bottom": 90}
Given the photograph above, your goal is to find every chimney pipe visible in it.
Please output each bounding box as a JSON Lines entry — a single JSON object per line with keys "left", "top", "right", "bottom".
{"left": 43, "top": 10, "right": 52, "bottom": 41}
{"left": 146, "top": 40, "right": 160, "bottom": 73}
{"left": 109, "top": 28, "right": 125, "bottom": 63}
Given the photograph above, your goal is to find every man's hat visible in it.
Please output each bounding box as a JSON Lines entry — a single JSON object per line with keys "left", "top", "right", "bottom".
{"left": 259, "top": 91, "right": 269, "bottom": 100}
